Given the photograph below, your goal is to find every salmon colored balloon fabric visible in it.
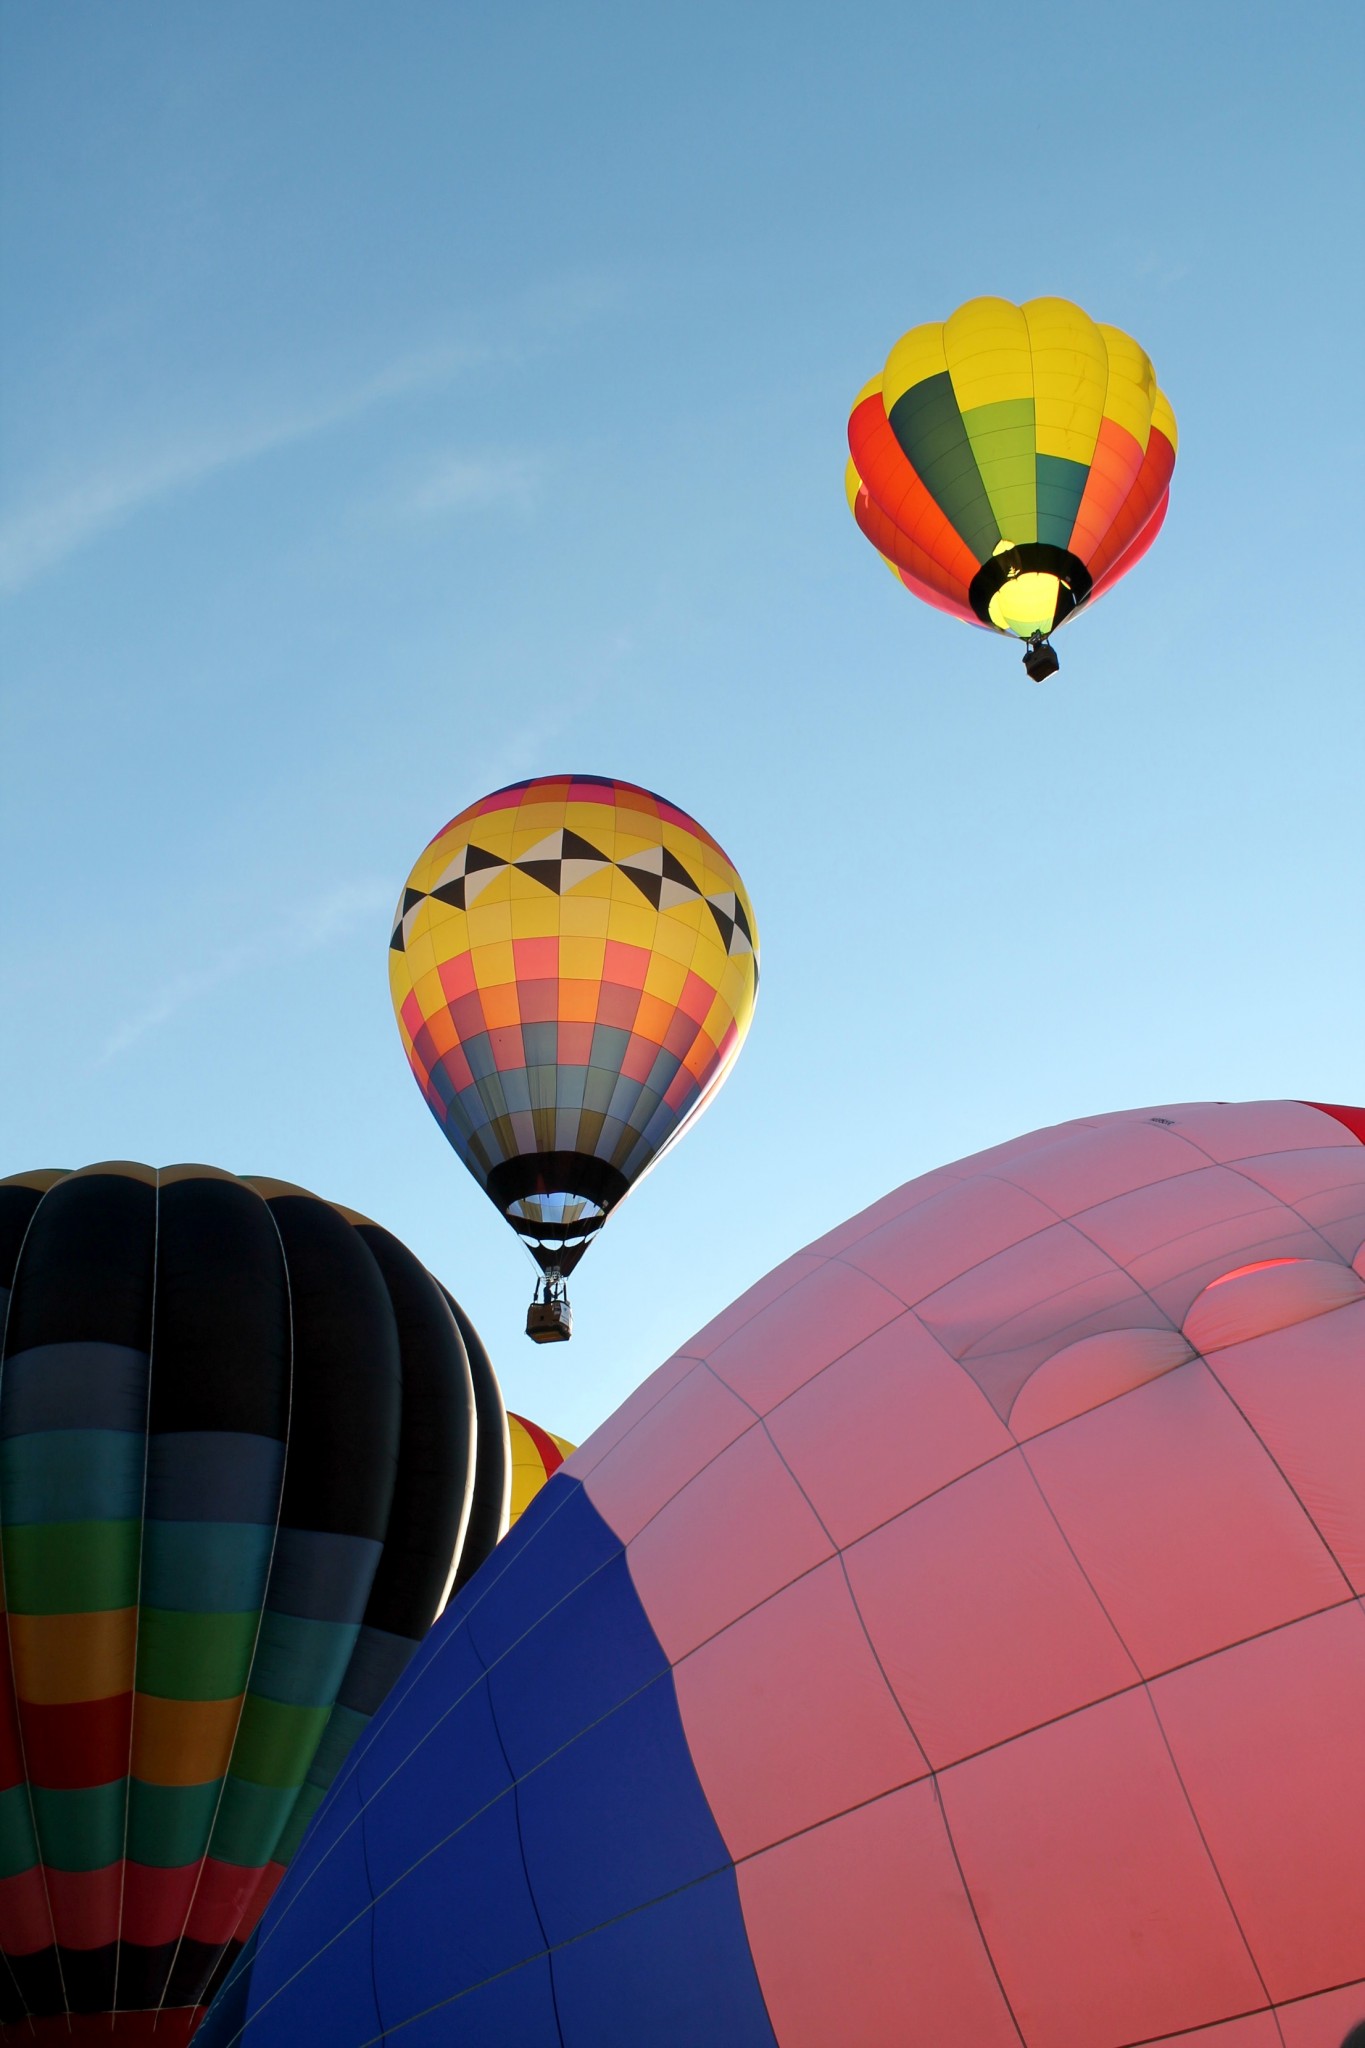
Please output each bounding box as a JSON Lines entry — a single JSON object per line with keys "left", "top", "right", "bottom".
{"left": 199, "top": 1100, "right": 1365, "bottom": 2048}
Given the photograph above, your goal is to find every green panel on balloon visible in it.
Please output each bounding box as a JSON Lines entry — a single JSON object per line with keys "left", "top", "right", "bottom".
{"left": 887, "top": 371, "right": 999, "bottom": 561}
{"left": 1035, "top": 452, "right": 1091, "bottom": 548}
{"left": 136, "top": 1608, "right": 261, "bottom": 1700}
{"left": 229, "top": 1695, "right": 333, "bottom": 1788}
{"left": 269, "top": 1779, "right": 328, "bottom": 1865}
{"left": 209, "top": 1774, "right": 304, "bottom": 1868}
{"left": 961, "top": 397, "right": 1037, "bottom": 542}
{"left": 1, "top": 1519, "right": 141, "bottom": 1614}
{"left": 304, "top": 1701, "right": 369, "bottom": 1789}
{"left": 29, "top": 1780, "right": 127, "bottom": 1871}
{"left": 127, "top": 1777, "right": 224, "bottom": 1867}
{"left": 0, "top": 1784, "right": 39, "bottom": 1878}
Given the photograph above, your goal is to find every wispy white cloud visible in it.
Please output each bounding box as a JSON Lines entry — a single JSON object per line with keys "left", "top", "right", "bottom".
{"left": 397, "top": 449, "right": 545, "bottom": 520}
{"left": 95, "top": 878, "right": 392, "bottom": 1065}
{"left": 0, "top": 346, "right": 480, "bottom": 597}
{"left": 0, "top": 269, "right": 625, "bottom": 597}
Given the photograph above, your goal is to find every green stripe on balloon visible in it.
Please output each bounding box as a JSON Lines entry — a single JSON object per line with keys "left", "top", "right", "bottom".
{"left": 209, "top": 1776, "right": 301, "bottom": 1866}
{"left": 128, "top": 1778, "right": 223, "bottom": 1865}
{"left": 0, "top": 1429, "right": 144, "bottom": 1524}
{"left": 135, "top": 1609, "right": 260, "bottom": 1698}
{"left": 269, "top": 1779, "right": 328, "bottom": 1865}
{"left": 0, "top": 1783, "right": 40, "bottom": 1877}
{"left": 961, "top": 397, "right": 1037, "bottom": 543}
{"left": 1035, "top": 452, "right": 1091, "bottom": 548}
{"left": 887, "top": 371, "right": 1000, "bottom": 562}
{"left": 2, "top": 1519, "right": 140, "bottom": 1611}
{"left": 303, "top": 1701, "right": 368, "bottom": 1787}
{"left": 228, "top": 1696, "right": 333, "bottom": 1787}
{"left": 28, "top": 1781, "right": 126, "bottom": 1870}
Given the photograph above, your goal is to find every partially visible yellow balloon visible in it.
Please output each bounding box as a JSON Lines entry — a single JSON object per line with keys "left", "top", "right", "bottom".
{"left": 506, "top": 1411, "right": 576, "bottom": 1525}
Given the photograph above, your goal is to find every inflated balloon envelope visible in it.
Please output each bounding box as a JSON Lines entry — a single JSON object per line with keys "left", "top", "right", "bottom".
{"left": 200, "top": 1099, "right": 1365, "bottom": 2048}
{"left": 847, "top": 295, "right": 1178, "bottom": 680}
{"left": 390, "top": 775, "right": 759, "bottom": 1344}
{"left": 0, "top": 1164, "right": 569, "bottom": 2045}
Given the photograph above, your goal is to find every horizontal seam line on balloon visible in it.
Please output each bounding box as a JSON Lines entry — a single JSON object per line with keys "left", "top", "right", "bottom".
{"left": 212, "top": 1736, "right": 733, "bottom": 2045}
{"left": 1115, "top": 1970, "right": 1365, "bottom": 2048}
{"left": 706, "top": 1591, "right": 1364, "bottom": 1879}
{"left": 344, "top": 1856, "right": 754, "bottom": 2048}
{"left": 677, "top": 1558, "right": 1360, "bottom": 1806}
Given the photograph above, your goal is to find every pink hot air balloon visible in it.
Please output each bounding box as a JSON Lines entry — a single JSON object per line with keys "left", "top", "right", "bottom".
{"left": 200, "top": 1099, "right": 1365, "bottom": 2048}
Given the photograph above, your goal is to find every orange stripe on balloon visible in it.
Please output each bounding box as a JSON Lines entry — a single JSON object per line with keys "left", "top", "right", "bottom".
{"left": 852, "top": 488, "right": 981, "bottom": 625}
{"left": 130, "top": 1692, "right": 245, "bottom": 1786}
{"left": 1084, "top": 427, "right": 1175, "bottom": 587}
{"left": 9, "top": 1610, "right": 136, "bottom": 1705}
{"left": 848, "top": 392, "right": 981, "bottom": 597}
{"left": 1067, "top": 416, "right": 1146, "bottom": 567}
{"left": 1090, "top": 488, "right": 1170, "bottom": 602}
{"left": 893, "top": 559, "right": 986, "bottom": 626}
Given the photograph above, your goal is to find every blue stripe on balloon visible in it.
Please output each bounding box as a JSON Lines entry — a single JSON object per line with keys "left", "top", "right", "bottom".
{"left": 0, "top": 1428, "right": 144, "bottom": 1523}
{"left": 145, "top": 1431, "right": 286, "bottom": 1523}
{"left": 140, "top": 1520, "right": 275, "bottom": 1612}
{"left": 247, "top": 1612, "right": 363, "bottom": 1708}
{"left": 194, "top": 1477, "right": 777, "bottom": 2047}
{"left": 265, "top": 1527, "right": 385, "bottom": 1624}
{"left": 0, "top": 1343, "right": 149, "bottom": 1437}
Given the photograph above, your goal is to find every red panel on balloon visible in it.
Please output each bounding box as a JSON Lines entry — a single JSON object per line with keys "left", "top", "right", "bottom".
{"left": 942, "top": 1688, "right": 1264, "bottom": 2044}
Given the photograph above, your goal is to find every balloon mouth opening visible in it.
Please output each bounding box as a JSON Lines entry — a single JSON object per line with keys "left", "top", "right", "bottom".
{"left": 486, "top": 1152, "right": 631, "bottom": 1276}
{"left": 970, "top": 543, "right": 1092, "bottom": 639}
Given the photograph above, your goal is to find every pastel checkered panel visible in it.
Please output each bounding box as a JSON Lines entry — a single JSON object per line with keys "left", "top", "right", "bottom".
{"left": 389, "top": 777, "right": 759, "bottom": 1219}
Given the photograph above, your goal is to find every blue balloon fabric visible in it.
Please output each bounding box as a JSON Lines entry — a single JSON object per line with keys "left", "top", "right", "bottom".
{"left": 195, "top": 1473, "right": 778, "bottom": 2047}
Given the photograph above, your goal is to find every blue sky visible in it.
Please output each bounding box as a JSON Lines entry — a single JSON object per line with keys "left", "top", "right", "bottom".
{"left": 2, "top": 0, "right": 1362, "bottom": 1444}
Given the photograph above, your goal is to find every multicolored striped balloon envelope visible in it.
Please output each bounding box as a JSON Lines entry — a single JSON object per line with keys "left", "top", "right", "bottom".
{"left": 0, "top": 1163, "right": 513, "bottom": 2045}
{"left": 847, "top": 295, "right": 1177, "bottom": 674}
{"left": 389, "top": 776, "right": 759, "bottom": 1323}
{"left": 199, "top": 1101, "right": 1364, "bottom": 2048}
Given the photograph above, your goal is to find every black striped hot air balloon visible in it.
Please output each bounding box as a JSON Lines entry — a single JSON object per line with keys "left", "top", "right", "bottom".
{"left": 0, "top": 1162, "right": 510, "bottom": 2044}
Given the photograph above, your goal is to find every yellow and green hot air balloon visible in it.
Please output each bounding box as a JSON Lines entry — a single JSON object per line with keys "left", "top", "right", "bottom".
{"left": 846, "top": 295, "right": 1177, "bottom": 678}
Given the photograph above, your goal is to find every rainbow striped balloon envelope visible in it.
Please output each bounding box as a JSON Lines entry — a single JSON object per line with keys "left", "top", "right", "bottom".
{"left": 0, "top": 1163, "right": 512, "bottom": 2045}
{"left": 847, "top": 296, "right": 1177, "bottom": 671}
{"left": 199, "top": 1101, "right": 1365, "bottom": 2048}
{"left": 389, "top": 775, "right": 758, "bottom": 1284}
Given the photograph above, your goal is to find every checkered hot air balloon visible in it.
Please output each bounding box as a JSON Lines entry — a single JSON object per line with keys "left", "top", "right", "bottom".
{"left": 846, "top": 296, "right": 1177, "bottom": 679}
{"left": 389, "top": 777, "right": 759, "bottom": 1344}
